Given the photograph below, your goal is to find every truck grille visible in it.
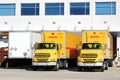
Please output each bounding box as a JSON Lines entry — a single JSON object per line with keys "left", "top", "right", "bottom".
{"left": 83, "top": 59, "right": 96, "bottom": 63}
{"left": 35, "top": 53, "right": 50, "bottom": 58}
{"left": 36, "top": 59, "right": 48, "bottom": 62}
{"left": 81, "top": 54, "right": 98, "bottom": 58}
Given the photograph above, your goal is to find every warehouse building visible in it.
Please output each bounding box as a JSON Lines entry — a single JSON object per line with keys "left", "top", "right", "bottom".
{"left": 0, "top": 0, "right": 120, "bottom": 67}
{"left": 0, "top": 0, "right": 119, "bottom": 31}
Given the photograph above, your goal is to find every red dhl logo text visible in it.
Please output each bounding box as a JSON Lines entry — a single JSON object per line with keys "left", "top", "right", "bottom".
{"left": 49, "top": 36, "right": 58, "bottom": 38}
{"left": 90, "top": 36, "right": 100, "bottom": 38}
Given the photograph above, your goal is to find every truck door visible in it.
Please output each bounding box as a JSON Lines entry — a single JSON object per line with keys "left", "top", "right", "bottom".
{"left": 56, "top": 44, "right": 60, "bottom": 56}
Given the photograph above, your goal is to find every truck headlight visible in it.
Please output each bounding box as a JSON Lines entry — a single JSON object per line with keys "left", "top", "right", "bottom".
{"left": 50, "top": 58, "right": 56, "bottom": 61}
{"left": 98, "top": 58, "right": 103, "bottom": 62}
{"left": 32, "top": 58, "right": 37, "bottom": 62}
{"left": 77, "top": 57, "right": 82, "bottom": 62}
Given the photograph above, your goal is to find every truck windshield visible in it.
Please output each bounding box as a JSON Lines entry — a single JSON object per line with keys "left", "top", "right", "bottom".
{"left": 82, "top": 43, "right": 101, "bottom": 49}
{"left": 37, "top": 43, "right": 56, "bottom": 49}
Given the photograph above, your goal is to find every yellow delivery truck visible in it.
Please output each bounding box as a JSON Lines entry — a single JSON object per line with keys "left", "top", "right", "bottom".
{"left": 77, "top": 30, "right": 113, "bottom": 72}
{"left": 32, "top": 31, "right": 82, "bottom": 71}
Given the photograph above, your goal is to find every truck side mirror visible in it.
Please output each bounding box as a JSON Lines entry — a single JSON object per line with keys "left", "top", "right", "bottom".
{"left": 102, "top": 44, "right": 106, "bottom": 50}
{"left": 78, "top": 49, "right": 81, "bottom": 56}
{"left": 34, "top": 42, "right": 38, "bottom": 50}
{"left": 34, "top": 44, "right": 36, "bottom": 50}
{"left": 117, "top": 48, "right": 119, "bottom": 51}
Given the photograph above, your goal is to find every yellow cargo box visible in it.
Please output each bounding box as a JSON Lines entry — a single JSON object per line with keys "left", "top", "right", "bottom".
{"left": 82, "top": 31, "right": 113, "bottom": 59}
{"left": 77, "top": 30, "right": 114, "bottom": 72}
{"left": 42, "top": 31, "right": 82, "bottom": 59}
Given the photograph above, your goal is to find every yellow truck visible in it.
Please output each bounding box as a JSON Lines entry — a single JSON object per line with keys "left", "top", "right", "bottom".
{"left": 32, "top": 31, "right": 82, "bottom": 71}
{"left": 77, "top": 30, "right": 113, "bottom": 72}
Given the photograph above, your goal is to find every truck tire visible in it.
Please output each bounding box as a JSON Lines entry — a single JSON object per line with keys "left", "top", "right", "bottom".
{"left": 53, "top": 62, "right": 59, "bottom": 71}
{"left": 63, "top": 60, "right": 68, "bottom": 69}
{"left": 105, "top": 62, "right": 108, "bottom": 70}
{"left": 101, "top": 68, "right": 104, "bottom": 72}
{"left": 100, "top": 62, "right": 105, "bottom": 72}
{"left": 108, "top": 60, "right": 113, "bottom": 67}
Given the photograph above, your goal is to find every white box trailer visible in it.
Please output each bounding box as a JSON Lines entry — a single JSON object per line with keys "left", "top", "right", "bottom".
{"left": 8, "top": 31, "right": 41, "bottom": 67}
{"left": 115, "top": 37, "right": 120, "bottom": 66}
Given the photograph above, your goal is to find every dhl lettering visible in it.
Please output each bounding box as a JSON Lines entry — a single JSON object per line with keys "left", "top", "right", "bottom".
{"left": 49, "top": 36, "right": 58, "bottom": 38}
{"left": 90, "top": 36, "right": 100, "bottom": 38}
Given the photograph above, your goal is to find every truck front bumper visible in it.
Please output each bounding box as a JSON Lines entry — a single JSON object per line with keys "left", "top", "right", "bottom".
{"left": 32, "top": 62, "right": 57, "bottom": 66}
{"left": 77, "top": 62, "right": 103, "bottom": 67}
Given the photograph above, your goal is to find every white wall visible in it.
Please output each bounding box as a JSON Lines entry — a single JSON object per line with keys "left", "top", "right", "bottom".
{"left": 0, "top": 0, "right": 119, "bottom": 32}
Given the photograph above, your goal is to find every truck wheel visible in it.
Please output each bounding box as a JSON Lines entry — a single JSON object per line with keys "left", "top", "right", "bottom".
{"left": 105, "top": 62, "right": 108, "bottom": 70}
{"left": 109, "top": 60, "right": 113, "bottom": 67}
{"left": 53, "top": 62, "right": 59, "bottom": 71}
{"left": 101, "top": 68, "right": 104, "bottom": 72}
{"left": 100, "top": 63, "right": 105, "bottom": 72}
{"left": 63, "top": 60, "right": 68, "bottom": 69}
{"left": 100, "top": 66, "right": 104, "bottom": 72}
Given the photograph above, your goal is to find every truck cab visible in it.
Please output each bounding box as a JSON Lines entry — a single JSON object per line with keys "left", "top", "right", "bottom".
{"left": 32, "top": 42, "right": 60, "bottom": 71}
{"left": 77, "top": 42, "right": 105, "bottom": 71}
{"left": 77, "top": 31, "right": 113, "bottom": 72}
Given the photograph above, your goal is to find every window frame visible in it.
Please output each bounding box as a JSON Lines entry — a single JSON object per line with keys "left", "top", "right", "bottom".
{"left": 45, "top": 3, "right": 64, "bottom": 15}
{"left": 0, "top": 4, "right": 16, "bottom": 16}
{"left": 70, "top": 2, "right": 90, "bottom": 15}
{"left": 21, "top": 3, "right": 39, "bottom": 16}
{"left": 95, "top": 2, "right": 116, "bottom": 15}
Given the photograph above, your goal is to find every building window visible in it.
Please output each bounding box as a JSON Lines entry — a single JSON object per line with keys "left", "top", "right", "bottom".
{"left": 96, "top": 2, "right": 116, "bottom": 15}
{"left": 0, "top": 4, "right": 15, "bottom": 16}
{"left": 45, "top": 3, "right": 64, "bottom": 15}
{"left": 70, "top": 2, "right": 90, "bottom": 15}
{"left": 21, "top": 3, "right": 39, "bottom": 15}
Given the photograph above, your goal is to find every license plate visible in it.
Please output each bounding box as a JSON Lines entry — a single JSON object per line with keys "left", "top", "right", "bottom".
{"left": 84, "top": 63, "right": 94, "bottom": 66}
